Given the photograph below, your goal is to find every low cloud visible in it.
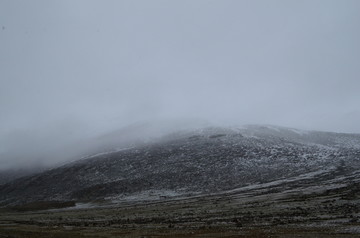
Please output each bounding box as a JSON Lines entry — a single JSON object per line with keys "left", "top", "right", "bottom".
{"left": 1, "top": 0, "right": 359, "bottom": 169}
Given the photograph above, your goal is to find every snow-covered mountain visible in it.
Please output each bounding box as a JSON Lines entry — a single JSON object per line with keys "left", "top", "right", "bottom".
{"left": 1, "top": 125, "right": 359, "bottom": 207}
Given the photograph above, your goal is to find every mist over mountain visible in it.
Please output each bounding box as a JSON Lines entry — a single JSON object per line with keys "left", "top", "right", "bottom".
{"left": 1, "top": 1, "right": 360, "bottom": 236}
{"left": 0, "top": 119, "right": 212, "bottom": 170}
{"left": 1, "top": 0, "right": 360, "bottom": 172}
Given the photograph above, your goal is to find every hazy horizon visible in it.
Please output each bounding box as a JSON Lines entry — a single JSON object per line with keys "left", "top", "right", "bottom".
{"left": 1, "top": 0, "right": 360, "bottom": 169}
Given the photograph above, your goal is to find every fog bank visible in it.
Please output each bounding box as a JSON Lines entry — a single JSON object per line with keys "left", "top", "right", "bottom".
{"left": 1, "top": 0, "right": 360, "bottom": 169}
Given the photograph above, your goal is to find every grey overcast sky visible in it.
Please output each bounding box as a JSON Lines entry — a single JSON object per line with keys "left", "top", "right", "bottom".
{"left": 1, "top": 0, "right": 360, "bottom": 168}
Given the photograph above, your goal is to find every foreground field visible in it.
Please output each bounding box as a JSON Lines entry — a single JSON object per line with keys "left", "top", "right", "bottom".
{"left": 1, "top": 168, "right": 359, "bottom": 237}
{"left": 0, "top": 224, "right": 357, "bottom": 238}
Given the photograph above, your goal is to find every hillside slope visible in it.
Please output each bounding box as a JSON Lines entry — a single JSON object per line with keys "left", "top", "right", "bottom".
{"left": 0, "top": 125, "right": 359, "bottom": 206}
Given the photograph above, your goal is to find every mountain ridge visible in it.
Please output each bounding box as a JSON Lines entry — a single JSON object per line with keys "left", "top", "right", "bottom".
{"left": 1, "top": 125, "right": 359, "bottom": 207}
